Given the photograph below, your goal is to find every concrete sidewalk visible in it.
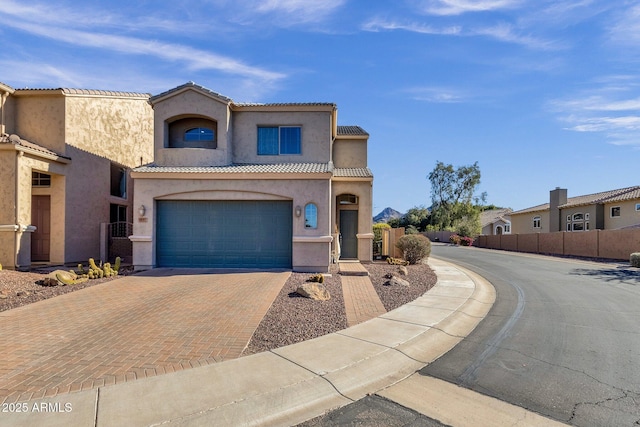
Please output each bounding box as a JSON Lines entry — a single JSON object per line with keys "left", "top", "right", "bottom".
{"left": 1, "top": 258, "right": 562, "bottom": 427}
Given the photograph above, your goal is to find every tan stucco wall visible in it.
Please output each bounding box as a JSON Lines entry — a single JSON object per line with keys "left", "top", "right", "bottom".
{"left": 511, "top": 211, "right": 549, "bottom": 234}
{"left": 232, "top": 111, "right": 332, "bottom": 164}
{"left": 13, "top": 95, "right": 67, "bottom": 153}
{"left": 130, "top": 174, "right": 332, "bottom": 270}
{"left": 604, "top": 200, "right": 640, "bottom": 229}
{"left": 65, "top": 95, "right": 154, "bottom": 167}
{"left": 5, "top": 91, "right": 154, "bottom": 266}
{"left": 332, "top": 138, "right": 367, "bottom": 168}
{"left": 152, "top": 90, "right": 231, "bottom": 167}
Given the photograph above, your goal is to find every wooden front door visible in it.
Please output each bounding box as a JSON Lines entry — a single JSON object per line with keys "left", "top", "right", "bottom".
{"left": 31, "top": 195, "right": 51, "bottom": 262}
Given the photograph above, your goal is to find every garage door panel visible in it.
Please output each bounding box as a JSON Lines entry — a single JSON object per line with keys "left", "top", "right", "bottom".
{"left": 157, "top": 200, "right": 292, "bottom": 268}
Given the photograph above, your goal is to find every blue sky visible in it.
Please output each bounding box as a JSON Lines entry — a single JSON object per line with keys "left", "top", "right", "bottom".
{"left": 1, "top": 0, "right": 638, "bottom": 214}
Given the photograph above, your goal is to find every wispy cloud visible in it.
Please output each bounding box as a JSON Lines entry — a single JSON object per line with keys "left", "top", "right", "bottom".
{"left": 608, "top": 3, "right": 640, "bottom": 46}
{"left": 362, "top": 18, "right": 461, "bottom": 35}
{"left": 418, "top": 0, "right": 523, "bottom": 16}
{"left": 0, "top": 0, "right": 285, "bottom": 88}
{"left": 362, "top": 17, "right": 559, "bottom": 50}
{"left": 550, "top": 76, "right": 640, "bottom": 146}
{"left": 404, "top": 86, "right": 469, "bottom": 103}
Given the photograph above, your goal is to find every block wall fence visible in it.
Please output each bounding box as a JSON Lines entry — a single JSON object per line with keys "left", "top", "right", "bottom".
{"left": 474, "top": 229, "right": 640, "bottom": 261}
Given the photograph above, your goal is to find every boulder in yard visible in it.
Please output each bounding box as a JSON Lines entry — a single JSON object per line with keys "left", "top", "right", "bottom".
{"left": 389, "top": 276, "right": 410, "bottom": 287}
{"left": 296, "top": 282, "right": 331, "bottom": 301}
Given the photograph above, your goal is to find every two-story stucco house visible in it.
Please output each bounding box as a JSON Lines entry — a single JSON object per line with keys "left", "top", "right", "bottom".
{"left": 130, "top": 82, "right": 374, "bottom": 272}
{"left": 511, "top": 186, "right": 640, "bottom": 234}
{"left": 0, "top": 82, "right": 154, "bottom": 270}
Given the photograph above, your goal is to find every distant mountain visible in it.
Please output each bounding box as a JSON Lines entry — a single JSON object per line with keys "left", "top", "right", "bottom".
{"left": 373, "top": 207, "right": 403, "bottom": 223}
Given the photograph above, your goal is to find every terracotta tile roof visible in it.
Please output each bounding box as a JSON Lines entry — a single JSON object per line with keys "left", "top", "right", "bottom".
{"left": 512, "top": 186, "right": 640, "bottom": 214}
{"left": 234, "top": 102, "right": 336, "bottom": 107}
{"left": 149, "top": 82, "right": 232, "bottom": 103}
{"left": 133, "top": 162, "right": 332, "bottom": 174}
{"left": 13, "top": 88, "right": 149, "bottom": 98}
{"left": 333, "top": 167, "right": 373, "bottom": 178}
{"left": 337, "top": 126, "right": 369, "bottom": 136}
{"left": 480, "top": 208, "right": 512, "bottom": 227}
{"left": 559, "top": 186, "right": 640, "bottom": 208}
{"left": 0, "top": 133, "right": 70, "bottom": 160}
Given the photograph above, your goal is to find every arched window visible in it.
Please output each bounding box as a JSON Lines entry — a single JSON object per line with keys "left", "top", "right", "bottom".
{"left": 533, "top": 216, "right": 541, "bottom": 229}
{"left": 304, "top": 203, "right": 318, "bottom": 229}
{"left": 185, "top": 127, "right": 214, "bottom": 141}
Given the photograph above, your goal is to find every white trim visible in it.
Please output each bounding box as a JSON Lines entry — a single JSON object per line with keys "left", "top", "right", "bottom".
{"left": 356, "top": 233, "right": 374, "bottom": 239}
{"left": 129, "top": 235, "right": 152, "bottom": 242}
{"left": 292, "top": 235, "right": 333, "bottom": 243}
{"left": 0, "top": 224, "right": 36, "bottom": 232}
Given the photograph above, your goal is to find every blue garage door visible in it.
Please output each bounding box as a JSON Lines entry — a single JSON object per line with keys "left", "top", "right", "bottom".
{"left": 156, "top": 200, "right": 292, "bottom": 268}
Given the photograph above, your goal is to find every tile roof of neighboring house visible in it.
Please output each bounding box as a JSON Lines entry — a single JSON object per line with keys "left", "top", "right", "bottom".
{"left": 333, "top": 167, "right": 374, "bottom": 178}
{"left": 480, "top": 208, "right": 512, "bottom": 227}
{"left": 12, "top": 87, "right": 149, "bottom": 98}
{"left": 133, "top": 162, "right": 333, "bottom": 174}
{"left": 337, "top": 126, "right": 369, "bottom": 136}
{"left": 0, "top": 133, "right": 70, "bottom": 160}
{"left": 512, "top": 186, "right": 640, "bottom": 214}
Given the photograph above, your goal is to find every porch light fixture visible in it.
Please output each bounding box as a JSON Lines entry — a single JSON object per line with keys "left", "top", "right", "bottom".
{"left": 138, "top": 205, "right": 146, "bottom": 217}
{"left": 295, "top": 206, "right": 302, "bottom": 217}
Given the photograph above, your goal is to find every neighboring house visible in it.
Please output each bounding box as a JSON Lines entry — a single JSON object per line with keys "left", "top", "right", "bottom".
{"left": 480, "top": 208, "right": 512, "bottom": 235}
{"left": 130, "top": 82, "right": 374, "bottom": 272}
{"left": 0, "top": 82, "right": 154, "bottom": 270}
{"left": 511, "top": 186, "right": 640, "bottom": 234}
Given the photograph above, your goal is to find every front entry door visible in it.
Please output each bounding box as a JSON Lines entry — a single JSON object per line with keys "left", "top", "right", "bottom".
{"left": 31, "top": 195, "right": 51, "bottom": 262}
{"left": 339, "top": 210, "right": 358, "bottom": 259}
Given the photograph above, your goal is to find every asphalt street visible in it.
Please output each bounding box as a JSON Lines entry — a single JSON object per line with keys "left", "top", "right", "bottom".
{"left": 424, "top": 245, "right": 640, "bottom": 427}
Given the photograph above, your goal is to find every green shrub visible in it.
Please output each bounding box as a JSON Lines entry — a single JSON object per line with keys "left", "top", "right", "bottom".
{"left": 631, "top": 253, "right": 640, "bottom": 268}
{"left": 396, "top": 234, "right": 431, "bottom": 265}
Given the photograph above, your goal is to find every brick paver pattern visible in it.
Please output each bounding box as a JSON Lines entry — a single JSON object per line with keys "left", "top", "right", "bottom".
{"left": 339, "top": 263, "right": 387, "bottom": 327}
{"left": 0, "top": 270, "right": 290, "bottom": 404}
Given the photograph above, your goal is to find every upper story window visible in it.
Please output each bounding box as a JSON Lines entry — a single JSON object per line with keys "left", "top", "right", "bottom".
{"left": 110, "top": 162, "right": 127, "bottom": 199}
{"left": 257, "top": 126, "right": 301, "bottom": 155}
{"left": 636, "top": 203, "right": 640, "bottom": 212}
{"left": 32, "top": 172, "right": 51, "bottom": 187}
{"left": 168, "top": 117, "right": 217, "bottom": 149}
{"left": 533, "top": 216, "right": 541, "bottom": 229}
{"left": 304, "top": 203, "right": 318, "bottom": 229}
{"left": 185, "top": 127, "right": 214, "bottom": 142}
{"left": 611, "top": 206, "right": 621, "bottom": 217}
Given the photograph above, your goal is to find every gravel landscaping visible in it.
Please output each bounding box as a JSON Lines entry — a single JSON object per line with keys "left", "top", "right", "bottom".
{"left": 0, "top": 261, "right": 437, "bottom": 355}
{"left": 243, "top": 261, "right": 437, "bottom": 355}
{"left": 0, "top": 268, "right": 131, "bottom": 312}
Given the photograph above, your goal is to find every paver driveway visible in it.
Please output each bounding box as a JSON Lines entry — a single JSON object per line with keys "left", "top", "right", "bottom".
{"left": 0, "top": 269, "right": 290, "bottom": 404}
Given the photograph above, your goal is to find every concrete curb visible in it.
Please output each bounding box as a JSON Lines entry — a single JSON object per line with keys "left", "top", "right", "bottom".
{"left": 2, "top": 257, "right": 495, "bottom": 427}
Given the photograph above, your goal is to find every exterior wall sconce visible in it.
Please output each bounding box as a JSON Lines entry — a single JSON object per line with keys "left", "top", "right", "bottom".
{"left": 138, "top": 205, "right": 146, "bottom": 217}
{"left": 295, "top": 206, "right": 302, "bottom": 217}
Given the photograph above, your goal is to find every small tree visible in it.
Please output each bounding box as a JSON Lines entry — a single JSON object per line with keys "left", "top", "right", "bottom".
{"left": 396, "top": 234, "right": 431, "bottom": 265}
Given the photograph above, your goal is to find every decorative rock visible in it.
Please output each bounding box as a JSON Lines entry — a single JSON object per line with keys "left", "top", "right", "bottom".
{"left": 389, "top": 276, "right": 410, "bottom": 287}
{"left": 397, "top": 266, "right": 408, "bottom": 276}
{"left": 296, "top": 282, "right": 331, "bottom": 301}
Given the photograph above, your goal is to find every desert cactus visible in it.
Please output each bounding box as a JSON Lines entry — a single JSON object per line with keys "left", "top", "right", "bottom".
{"left": 114, "top": 256, "right": 121, "bottom": 273}
{"left": 308, "top": 273, "right": 324, "bottom": 283}
{"left": 631, "top": 253, "right": 640, "bottom": 268}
